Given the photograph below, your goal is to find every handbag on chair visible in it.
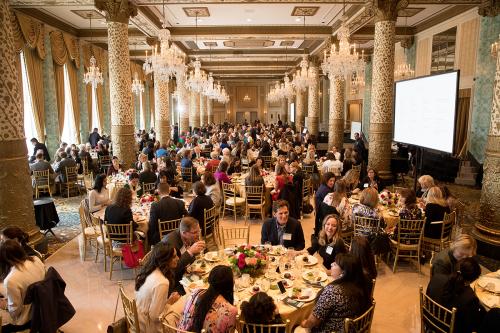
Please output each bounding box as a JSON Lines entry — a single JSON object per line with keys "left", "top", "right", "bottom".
{"left": 121, "top": 240, "right": 145, "bottom": 268}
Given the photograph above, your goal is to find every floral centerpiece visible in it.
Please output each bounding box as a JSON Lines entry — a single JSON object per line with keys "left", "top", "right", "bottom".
{"left": 379, "top": 190, "right": 399, "bottom": 207}
{"left": 140, "top": 193, "right": 159, "bottom": 204}
{"left": 228, "top": 245, "right": 267, "bottom": 277}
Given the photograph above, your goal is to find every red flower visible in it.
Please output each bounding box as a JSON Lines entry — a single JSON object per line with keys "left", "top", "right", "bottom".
{"left": 238, "top": 253, "right": 246, "bottom": 269}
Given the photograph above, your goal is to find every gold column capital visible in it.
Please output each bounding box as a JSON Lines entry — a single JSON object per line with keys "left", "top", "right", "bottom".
{"left": 478, "top": 0, "right": 500, "bottom": 17}
{"left": 368, "top": 0, "right": 408, "bottom": 23}
{"left": 95, "top": 0, "right": 138, "bottom": 24}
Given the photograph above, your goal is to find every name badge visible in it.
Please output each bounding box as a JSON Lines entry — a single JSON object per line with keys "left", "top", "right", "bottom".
{"left": 283, "top": 233, "right": 292, "bottom": 241}
{"left": 326, "top": 246, "right": 333, "bottom": 255}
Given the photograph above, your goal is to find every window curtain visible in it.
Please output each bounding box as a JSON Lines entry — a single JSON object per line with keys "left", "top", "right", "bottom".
{"left": 11, "top": 11, "right": 46, "bottom": 142}
{"left": 455, "top": 89, "right": 471, "bottom": 157}
{"left": 49, "top": 30, "right": 81, "bottom": 142}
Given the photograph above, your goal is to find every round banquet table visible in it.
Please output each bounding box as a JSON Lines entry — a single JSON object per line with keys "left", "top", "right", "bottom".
{"left": 33, "top": 197, "right": 60, "bottom": 231}
{"left": 472, "top": 271, "right": 500, "bottom": 310}
{"left": 92, "top": 201, "right": 151, "bottom": 234}
{"left": 180, "top": 247, "right": 333, "bottom": 329}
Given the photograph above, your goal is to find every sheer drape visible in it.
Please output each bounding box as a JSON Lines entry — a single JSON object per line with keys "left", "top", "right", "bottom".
{"left": 66, "top": 61, "right": 81, "bottom": 142}
{"left": 22, "top": 47, "right": 45, "bottom": 142}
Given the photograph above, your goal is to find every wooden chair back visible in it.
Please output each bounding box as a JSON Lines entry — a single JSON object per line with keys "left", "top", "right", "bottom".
{"left": 395, "top": 219, "right": 425, "bottom": 247}
{"left": 142, "top": 182, "right": 156, "bottom": 194}
{"left": 104, "top": 222, "right": 133, "bottom": 245}
{"left": 181, "top": 167, "right": 193, "bottom": 183}
{"left": 302, "top": 164, "right": 315, "bottom": 177}
{"left": 353, "top": 216, "right": 382, "bottom": 237}
{"left": 261, "top": 155, "right": 273, "bottom": 170}
{"left": 344, "top": 301, "right": 376, "bottom": 333}
{"left": 65, "top": 166, "right": 78, "bottom": 183}
{"left": 241, "top": 158, "right": 250, "bottom": 172}
{"left": 119, "top": 282, "right": 141, "bottom": 333}
{"left": 33, "top": 169, "right": 50, "bottom": 187}
{"left": 245, "top": 185, "right": 264, "bottom": 205}
{"left": 222, "top": 182, "right": 238, "bottom": 203}
{"left": 158, "top": 218, "right": 182, "bottom": 239}
{"left": 441, "top": 211, "right": 456, "bottom": 240}
{"left": 204, "top": 205, "right": 219, "bottom": 238}
{"left": 238, "top": 317, "right": 290, "bottom": 333}
{"left": 419, "top": 286, "right": 457, "bottom": 333}
{"left": 221, "top": 226, "right": 250, "bottom": 248}
{"left": 325, "top": 166, "right": 341, "bottom": 177}
{"left": 99, "top": 155, "right": 112, "bottom": 169}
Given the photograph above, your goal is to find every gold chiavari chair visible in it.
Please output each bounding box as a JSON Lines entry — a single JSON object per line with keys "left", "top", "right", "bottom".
{"left": 181, "top": 167, "right": 193, "bottom": 192}
{"left": 119, "top": 281, "right": 141, "bottom": 333}
{"left": 158, "top": 218, "right": 182, "bottom": 240}
{"left": 222, "top": 182, "right": 246, "bottom": 223}
{"left": 241, "top": 158, "right": 250, "bottom": 172}
{"left": 422, "top": 211, "right": 455, "bottom": 254}
{"left": 104, "top": 221, "right": 133, "bottom": 280}
{"left": 99, "top": 155, "right": 112, "bottom": 173}
{"left": 33, "top": 169, "right": 51, "bottom": 198}
{"left": 61, "top": 166, "right": 80, "bottom": 197}
{"left": 389, "top": 219, "right": 425, "bottom": 273}
{"left": 238, "top": 316, "right": 290, "bottom": 333}
{"left": 78, "top": 199, "right": 100, "bottom": 261}
{"left": 343, "top": 301, "right": 376, "bottom": 333}
{"left": 325, "top": 166, "right": 341, "bottom": 177}
{"left": 221, "top": 226, "right": 250, "bottom": 248}
{"left": 261, "top": 155, "right": 273, "bottom": 170}
{"left": 142, "top": 182, "right": 156, "bottom": 194}
{"left": 353, "top": 216, "right": 382, "bottom": 238}
{"left": 419, "top": 286, "right": 457, "bottom": 333}
{"left": 204, "top": 205, "right": 220, "bottom": 248}
{"left": 302, "top": 164, "right": 315, "bottom": 177}
{"left": 301, "top": 178, "right": 313, "bottom": 216}
{"left": 244, "top": 185, "right": 265, "bottom": 222}
{"left": 95, "top": 216, "right": 110, "bottom": 271}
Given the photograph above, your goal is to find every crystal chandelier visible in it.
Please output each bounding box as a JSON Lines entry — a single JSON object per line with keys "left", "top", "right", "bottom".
{"left": 292, "top": 55, "right": 312, "bottom": 92}
{"left": 267, "top": 82, "right": 282, "bottom": 103}
{"left": 143, "top": 1, "right": 183, "bottom": 82}
{"left": 243, "top": 94, "right": 251, "bottom": 101}
{"left": 394, "top": 63, "right": 414, "bottom": 81}
{"left": 83, "top": 14, "right": 103, "bottom": 89}
{"left": 283, "top": 75, "right": 295, "bottom": 99}
{"left": 186, "top": 58, "right": 207, "bottom": 92}
{"left": 321, "top": 16, "right": 364, "bottom": 80}
{"left": 131, "top": 72, "right": 144, "bottom": 95}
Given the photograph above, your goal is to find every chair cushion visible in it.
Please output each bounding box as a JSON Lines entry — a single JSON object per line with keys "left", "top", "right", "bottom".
{"left": 226, "top": 197, "right": 246, "bottom": 205}
{"left": 83, "top": 227, "right": 97, "bottom": 236}
{"left": 96, "top": 235, "right": 109, "bottom": 245}
{"left": 390, "top": 238, "right": 419, "bottom": 250}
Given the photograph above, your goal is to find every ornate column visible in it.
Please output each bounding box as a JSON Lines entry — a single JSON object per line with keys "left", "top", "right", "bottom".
{"left": 178, "top": 86, "right": 189, "bottom": 135}
{"left": 328, "top": 77, "right": 345, "bottom": 149}
{"left": 95, "top": 0, "right": 137, "bottom": 167}
{"left": 368, "top": 0, "right": 406, "bottom": 178}
{"left": 207, "top": 98, "right": 214, "bottom": 124}
{"left": 154, "top": 80, "right": 170, "bottom": 145}
{"left": 307, "top": 66, "right": 320, "bottom": 136}
{"left": 189, "top": 91, "right": 195, "bottom": 129}
{"left": 473, "top": 31, "right": 500, "bottom": 256}
{"left": 200, "top": 94, "right": 206, "bottom": 127}
{"left": 0, "top": 0, "right": 42, "bottom": 243}
{"left": 281, "top": 99, "right": 288, "bottom": 124}
{"left": 193, "top": 92, "right": 201, "bottom": 128}
{"left": 295, "top": 90, "right": 305, "bottom": 131}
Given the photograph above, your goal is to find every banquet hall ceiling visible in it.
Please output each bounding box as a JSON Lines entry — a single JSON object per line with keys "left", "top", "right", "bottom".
{"left": 10, "top": 0, "right": 482, "bottom": 79}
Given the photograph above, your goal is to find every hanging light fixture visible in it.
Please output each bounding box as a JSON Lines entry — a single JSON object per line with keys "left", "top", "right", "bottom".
{"left": 321, "top": 1, "right": 364, "bottom": 80}
{"left": 131, "top": 42, "right": 144, "bottom": 95}
{"left": 186, "top": 12, "right": 208, "bottom": 92}
{"left": 143, "top": 0, "right": 183, "bottom": 82}
{"left": 394, "top": 17, "right": 415, "bottom": 81}
{"left": 292, "top": 16, "right": 312, "bottom": 92}
{"left": 83, "top": 13, "right": 103, "bottom": 89}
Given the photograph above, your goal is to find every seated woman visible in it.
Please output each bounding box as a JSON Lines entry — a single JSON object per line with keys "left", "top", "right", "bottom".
{"left": 418, "top": 174, "right": 435, "bottom": 200}
{"left": 179, "top": 265, "right": 237, "bottom": 333}
{"left": 214, "top": 161, "right": 231, "bottom": 184}
{"left": 426, "top": 257, "right": 484, "bottom": 333}
{"left": 106, "top": 156, "right": 122, "bottom": 176}
{"left": 431, "top": 234, "right": 476, "bottom": 276}
{"left": 135, "top": 153, "right": 147, "bottom": 171}
{"left": 352, "top": 187, "right": 381, "bottom": 221}
{"left": 203, "top": 172, "right": 221, "bottom": 212}
{"left": 240, "top": 292, "right": 285, "bottom": 332}
{"left": 271, "top": 165, "right": 292, "bottom": 201}
{"left": 124, "top": 172, "right": 142, "bottom": 197}
{"left": 135, "top": 243, "right": 181, "bottom": 333}
{"left": 307, "top": 214, "right": 347, "bottom": 270}
{"left": 300, "top": 253, "right": 370, "bottom": 333}
{"left": 0, "top": 240, "right": 46, "bottom": 332}
{"left": 0, "top": 227, "right": 42, "bottom": 262}
{"left": 245, "top": 165, "right": 264, "bottom": 188}
{"left": 104, "top": 187, "right": 139, "bottom": 239}
{"left": 398, "top": 188, "right": 423, "bottom": 220}
{"left": 88, "top": 174, "right": 110, "bottom": 213}
{"left": 139, "top": 161, "right": 157, "bottom": 187}
{"left": 302, "top": 149, "right": 320, "bottom": 189}
{"left": 357, "top": 168, "right": 381, "bottom": 193}
{"left": 181, "top": 149, "right": 200, "bottom": 182}
{"left": 314, "top": 172, "right": 336, "bottom": 235}
{"left": 188, "top": 182, "right": 214, "bottom": 236}
{"left": 227, "top": 158, "right": 242, "bottom": 175}
{"left": 350, "top": 236, "right": 377, "bottom": 285}
{"left": 424, "top": 186, "right": 451, "bottom": 239}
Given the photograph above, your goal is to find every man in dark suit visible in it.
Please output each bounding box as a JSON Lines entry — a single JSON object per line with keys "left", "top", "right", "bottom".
{"left": 148, "top": 183, "right": 188, "bottom": 246}
{"left": 88, "top": 128, "right": 102, "bottom": 148}
{"left": 54, "top": 152, "right": 77, "bottom": 183}
{"left": 161, "top": 217, "right": 206, "bottom": 294}
{"left": 30, "top": 152, "right": 56, "bottom": 193}
{"left": 30, "top": 138, "right": 50, "bottom": 163}
{"left": 261, "top": 199, "right": 305, "bottom": 250}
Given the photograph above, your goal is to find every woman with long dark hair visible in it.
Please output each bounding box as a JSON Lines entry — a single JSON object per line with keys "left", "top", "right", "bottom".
{"left": 300, "top": 253, "right": 370, "bottom": 333}
{"left": 179, "top": 265, "right": 237, "bottom": 333}
{"left": 0, "top": 226, "right": 41, "bottom": 260}
{"left": 350, "top": 236, "right": 377, "bottom": 281}
{"left": 240, "top": 292, "right": 285, "bottom": 331}
{"left": 135, "top": 243, "right": 180, "bottom": 333}
{"left": 88, "top": 174, "right": 110, "bottom": 213}
{"left": 0, "top": 240, "right": 45, "bottom": 331}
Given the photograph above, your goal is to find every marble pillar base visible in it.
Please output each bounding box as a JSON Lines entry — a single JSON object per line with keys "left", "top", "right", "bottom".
{"left": 156, "top": 120, "right": 171, "bottom": 145}
{"left": 0, "top": 139, "right": 40, "bottom": 234}
{"left": 306, "top": 116, "right": 319, "bottom": 137}
{"left": 111, "top": 124, "right": 136, "bottom": 168}
{"left": 328, "top": 119, "right": 344, "bottom": 149}
{"left": 368, "top": 122, "right": 392, "bottom": 177}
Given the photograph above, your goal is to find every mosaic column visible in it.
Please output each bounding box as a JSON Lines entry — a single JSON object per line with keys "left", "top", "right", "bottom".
{"left": 0, "top": 0, "right": 42, "bottom": 243}
{"left": 200, "top": 94, "right": 206, "bottom": 127}
{"left": 280, "top": 99, "right": 288, "bottom": 124}
{"left": 473, "top": 32, "right": 500, "bottom": 253}
{"left": 368, "top": 0, "right": 406, "bottom": 178}
{"left": 295, "top": 90, "right": 305, "bottom": 131}
{"left": 328, "top": 76, "right": 345, "bottom": 149}
{"left": 95, "top": 0, "right": 137, "bottom": 167}
{"left": 192, "top": 91, "right": 201, "bottom": 128}
{"left": 307, "top": 66, "right": 320, "bottom": 136}
{"left": 207, "top": 98, "right": 214, "bottom": 124}
{"left": 179, "top": 86, "right": 189, "bottom": 134}
{"left": 286, "top": 98, "right": 292, "bottom": 124}
{"left": 154, "top": 80, "right": 170, "bottom": 145}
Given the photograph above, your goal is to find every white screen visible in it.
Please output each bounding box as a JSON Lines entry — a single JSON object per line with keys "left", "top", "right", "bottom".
{"left": 393, "top": 71, "right": 458, "bottom": 153}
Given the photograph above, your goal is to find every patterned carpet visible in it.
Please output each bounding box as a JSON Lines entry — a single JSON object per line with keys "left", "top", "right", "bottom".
{"left": 46, "top": 196, "right": 84, "bottom": 256}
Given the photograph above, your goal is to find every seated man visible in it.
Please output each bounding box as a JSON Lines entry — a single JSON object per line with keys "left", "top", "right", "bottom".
{"left": 148, "top": 183, "right": 187, "bottom": 246}
{"left": 30, "top": 152, "right": 56, "bottom": 193}
{"left": 161, "top": 217, "right": 205, "bottom": 294}
{"left": 54, "top": 151, "right": 77, "bottom": 183}
{"left": 261, "top": 200, "right": 305, "bottom": 250}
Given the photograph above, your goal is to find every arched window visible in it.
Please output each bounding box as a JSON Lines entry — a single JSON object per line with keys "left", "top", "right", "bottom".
{"left": 20, "top": 51, "right": 37, "bottom": 150}
{"left": 61, "top": 64, "right": 78, "bottom": 144}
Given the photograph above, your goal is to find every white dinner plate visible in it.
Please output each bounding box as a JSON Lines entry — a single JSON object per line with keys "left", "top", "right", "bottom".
{"left": 281, "top": 271, "right": 296, "bottom": 280}
{"left": 204, "top": 251, "right": 220, "bottom": 262}
{"left": 295, "top": 254, "right": 318, "bottom": 266}
{"left": 302, "top": 270, "right": 328, "bottom": 283}
{"left": 288, "top": 288, "right": 315, "bottom": 302}
{"left": 268, "top": 246, "right": 285, "bottom": 256}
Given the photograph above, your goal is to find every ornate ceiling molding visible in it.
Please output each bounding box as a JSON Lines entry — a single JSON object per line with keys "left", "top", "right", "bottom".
{"left": 478, "top": 0, "right": 500, "bottom": 16}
